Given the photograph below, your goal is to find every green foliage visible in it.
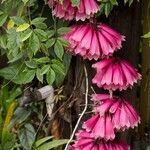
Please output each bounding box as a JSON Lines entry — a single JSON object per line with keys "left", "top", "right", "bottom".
{"left": 0, "top": 85, "right": 22, "bottom": 150}
{"left": 0, "top": 0, "right": 71, "bottom": 87}
{"left": 35, "top": 136, "right": 53, "bottom": 147}
{"left": 71, "top": 0, "right": 80, "bottom": 6}
{"left": 142, "top": 32, "right": 150, "bottom": 47}
{"left": 99, "top": 0, "right": 138, "bottom": 17}
{"left": 18, "top": 123, "right": 36, "bottom": 150}
{"left": 142, "top": 32, "right": 150, "bottom": 39}
{"left": 35, "top": 137, "right": 69, "bottom": 150}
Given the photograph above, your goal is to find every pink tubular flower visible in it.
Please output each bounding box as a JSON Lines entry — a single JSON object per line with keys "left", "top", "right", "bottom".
{"left": 92, "top": 58, "right": 141, "bottom": 90}
{"left": 64, "top": 23, "right": 125, "bottom": 60}
{"left": 70, "top": 130, "right": 129, "bottom": 150}
{"left": 92, "top": 94, "right": 141, "bottom": 130}
{"left": 48, "top": 0, "right": 99, "bottom": 21}
{"left": 82, "top": 114, "right": 115, "bottom": 141}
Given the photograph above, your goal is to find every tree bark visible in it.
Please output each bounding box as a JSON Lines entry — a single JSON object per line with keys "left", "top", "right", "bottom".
{"left": 139, "top": 0, "right": 150, "bottom": 142}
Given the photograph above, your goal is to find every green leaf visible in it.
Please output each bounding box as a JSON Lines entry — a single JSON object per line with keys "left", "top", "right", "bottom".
{"left": 37, "top": 139, "right": 69, "bottom": 150}
{"left": 0, "top": 14, "right": 8, "bottom": 27}
{"left": 35, "top": 57, "right": 50, "bottom": 64}
{"left": 129, "top": 0, "right": 134, "bottom": 6}
{"left": 0, "top": 66, "right": 17, "bottom": 80}
{"left": 16, "top": 23, "right": 30, "bottom": 32}
{"left": 46, "top": 38, "right": 55, "bottom": 49}
{"left": 110, "top": 0, "right": 118, "bottom": 5}
{"left": 40, "top": 65, "right": 50, "bottom": 75}
{"left": 9, "top": 87, "right": 22, "bottom": 100}
{"left": 10, "top": 16, "right": 25, "bottom": 25}
{"left": 18, "top": 70, "right": 36, "bottom": 84}
{"left": 63, "top": 53, "right": 72, "bottom": 74}
{"left": 104, "top": 3, "right": 113, "bottom": 17}
{"left": 22, "top": 0, "right": 29, "bottom": 4}
{"left": 9, "top": 107, "right": 32, "bottom": 127}
{"left": 31, "top": 17, "right": 47, "bottom": 29}
{"left": 52, "top": 63, "right": 65, "bottom": 75}
{"left": 1, "top": 133, "right": 16, "bottom": 150}
{"left": 0, "top": 10, "right": 4, "bottom": 15}
{"left": 17, "top": 3, "right": 24, "bottom": 17}
{"left": 57, "top": 27, "right": 71, "bottom": 34}
{"left": 25, "top": 60, "right": 37, "bottom": 69}
{"left": 51, "top": 59, "right": 64, "bottom": 68}
{"left": 7, "top": 29, "right": 21, "bottom": 54}
{"left": 47, "top": 30, "right": 55, "bottom": 38}
{"left": 34, "top": 29, "right": 48, "bottom": 42}
{"left": 46, "top": 68, "right": 55, "bottom": 85}
{"left": 8, "top": 53, "right": 23, "bottom": 63}
{"left": 34, "top": 23, "right": 47, "bottom": 29}
{"left": 54, "top": 40, "right": 64, "bottom": 60}
{"left": 0, "top": 34, "right": 7, "bottom": 49}
{"left": 19, "top": 124, "right": 36, "bottom": 150}
{"left": 31, "top": 17, "right": 46, "bottom": 24}
{"left": 71, "top": 0, "right": 80, "bottom": 6}
{"left": 41, "top": 43, "right": 49, "bottom": 55}
{"left": 29, "top": 33, "right": 40, "bottom": 55}
{"left": 58, "top": 38, "right": 69, "bottom": 47}
{"left": 35, "top": 136, "right": 53, "bottom": 147}
{"left": 55, "top": 73, "right": 65, "bottom": 87}
{"left": 21, "top": 30, "right": 32, "bottom": 42}
{"left": 36, "top": 69, "right": 43, "bottom": 83}
{"left": 142, "top": 32, "right": 150, "bottom": 38}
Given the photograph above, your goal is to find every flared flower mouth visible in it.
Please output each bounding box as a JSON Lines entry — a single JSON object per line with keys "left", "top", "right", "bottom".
{"left": 64, "top": 23, "right": 125, "bottom": 60}
{"left": 92, "top": 57, "right": 141, "bottom": 91}
{"left": 48, "top": 0, "right": 99, "bottom": 21}
{"left": 82, "top": 113, "right": 116, "bottom": 141}
{"left": 91, "top": 94, "right": 141, "bottom": 130}
{"left": 70, "top": 130, "right": 129, "bottom": 150}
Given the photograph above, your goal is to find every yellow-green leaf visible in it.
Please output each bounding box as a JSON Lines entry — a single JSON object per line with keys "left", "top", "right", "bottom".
{"left": 16, "top": 23, "right": 30, "bottom": 32}
{"left": 22, "top": 0, "right": 29, "bottom": 4}
{"left": 7, "top": 19, "right": 15, "bottom": 30}
{"left": 2, "top": 101, "right": 16, "bottom": 142}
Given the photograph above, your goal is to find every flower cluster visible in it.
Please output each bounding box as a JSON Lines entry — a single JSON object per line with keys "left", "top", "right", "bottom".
{"left": 69, "top": 130, "right": 129, "bottom": 150}
{"left": 92, "top": 94, "right": 140, "bottom": 130}
{"left": 92, "top": 58, "right": 141, "bottom": 90}
{"left": 48, "top": 0, "right": 99, "bottom": 21}
{"left": 48, "top": 1, "right": 141, "bottom": 149}
{"left": 64, "top": 23, "right": 125, "bottom": 60}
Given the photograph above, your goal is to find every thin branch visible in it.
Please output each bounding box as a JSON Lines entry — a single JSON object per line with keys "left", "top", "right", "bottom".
{"left": 1, "top": 62, "right": 24, "bottom": 89}
{"left": 64, "top": 65, "right": 89, "bottom": 150}
{"left": 79, "top": 110, "right": 94, "bottom": 116}
{"left": 91, "top": 86, "right": 96, "bottom": 94}
{"left": 35, "top": 113, "right": 48, "bottom": 136}
{"left": 40, "top": 5, "right": 45, "bottom": 17}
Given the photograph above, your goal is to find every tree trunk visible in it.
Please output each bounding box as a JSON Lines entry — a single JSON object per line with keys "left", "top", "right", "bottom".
{"left": 139, "top": 0, "right": 150, "bottom": 144}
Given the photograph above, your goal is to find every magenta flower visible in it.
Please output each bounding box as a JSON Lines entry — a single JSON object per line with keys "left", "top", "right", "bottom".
{"left": 48, "top": 0, "right": 99, "bottom": 21}
{"left": 92, "top": 58, "right": 141, "bottom": 90}
{"left": 82, "top": 114, "right": 115, "bottom": 141}
{"left": 70, "top": 130, "right": 128, "bottom": 150}
{"left": 92, "top": 94, "right": 141, "bottom": 130}
{"left": 64, "top": 23, "right": 125, "bottom": 60}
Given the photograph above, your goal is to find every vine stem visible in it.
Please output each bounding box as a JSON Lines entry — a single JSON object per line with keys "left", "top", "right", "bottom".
{"left": 64, "top": 65, "right": 89, "bottom": 150}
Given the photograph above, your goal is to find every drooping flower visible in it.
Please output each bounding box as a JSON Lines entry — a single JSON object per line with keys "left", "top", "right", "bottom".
{"left": 82, "top": 114, "right": 115, "bottom": 141}
{"left": 70, "top": 130, "right": 129, "bottom": 150}
{"left": 48, "top": 0, "right": 99, "bottom": 21}
{"left": 92, "top": 58, "right": 141, "bottom": 90}
{"left": 92, "top": 94, "right": 141, "bottom": 130}
{"left": 64, "top": 23, "right": 125, "bottom": 60}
